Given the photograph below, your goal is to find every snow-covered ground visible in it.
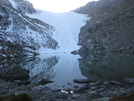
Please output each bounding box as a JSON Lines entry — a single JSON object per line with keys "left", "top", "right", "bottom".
{"left": 27, "top": 10, "right": 90, "bottom": 53}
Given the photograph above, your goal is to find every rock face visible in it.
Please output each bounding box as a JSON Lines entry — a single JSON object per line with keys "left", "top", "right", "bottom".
{"left": 0, "top": 0, "right": 58, "bottom": 57}
{"left": 75, "top": 0, "right": 134, "bottom": 56}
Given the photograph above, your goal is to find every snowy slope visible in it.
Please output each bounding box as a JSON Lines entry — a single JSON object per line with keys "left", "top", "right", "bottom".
{"left": 0, "top": 0, "right": 59, "bottom": 57}
{"left": 27, "top": 10, "right": 90, "bottom": 53}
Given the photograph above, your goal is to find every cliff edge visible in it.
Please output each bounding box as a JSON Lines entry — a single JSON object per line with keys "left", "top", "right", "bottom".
{"left": 75, "top": 0, "right": 134, "bottom": 56}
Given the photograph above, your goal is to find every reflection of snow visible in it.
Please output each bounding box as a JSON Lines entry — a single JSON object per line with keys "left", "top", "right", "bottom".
{"left": 23, "top": 53, "right": 86, "bottom": 89}
{"left": 47, "top": 53, "right": 86, "bottom": 89}
{"left": 23, "top": 55, "right": 59, "bottom": 85}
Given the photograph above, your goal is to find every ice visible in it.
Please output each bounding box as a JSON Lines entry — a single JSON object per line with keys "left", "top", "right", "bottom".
{"left": 27, "top": 10, "right": 90, "bottom": 53}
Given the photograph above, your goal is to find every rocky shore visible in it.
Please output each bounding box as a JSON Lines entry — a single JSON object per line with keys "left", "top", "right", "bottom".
{"left": 0, "top": 78, "right": 134, "bottom": 101}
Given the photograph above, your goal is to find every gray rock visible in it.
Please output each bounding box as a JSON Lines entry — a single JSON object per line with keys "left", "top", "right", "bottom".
{"left": 103, "top": 81, "right": 109, "bottom": 85}
{"left": 74, "top": 85, "right": 88, "bottom": 93}
{"left": 91, "top": 86, "right": 98, "bottom": 90}
{"left": 88, "top": 91, "right": 100, "bottom": 98}
{"left": 93, "top": 81, "right": 103, "bottom": 85}
{"left": 41, "top": 78, "right": 53, "bottom": 85}
{"left": 51, "top": 89, "right": 61, "bottom": 92}
{"left": 92, "top": 97, "right": 111, "bottom": 101}
{"left": 72, "top": 94, "right": 80, "bottom": 99}
{"left": 0, "top": 89, "right": 8, "bottom": 94}
{"left": 15, "top": 90, "right": 27, "bottom": 95}
{"left": 124, "top": 78, "right": 134, "bottom": 84}
{"left": 74, "top": 79, "right": 92, "bottom": 83}
{"left": 55, "top": 92, "right": 67, "bottom": 99}
{"left": 109, "top": 81, "right": 124, "bottom": 86}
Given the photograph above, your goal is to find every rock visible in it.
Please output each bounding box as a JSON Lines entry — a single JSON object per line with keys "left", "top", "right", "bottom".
{"left": 51, "top": 89, "right": 61, "bottom": 92}
{"left": 74, "top": 85, "right": 79, "bottom": 88}
{"left": 14, "top": 80, "right": 31, "bottom": 85}
{"left": 124, "top": 78, "right": 134, "bottom": 84}
{"left": 103, "top": 81, "right": 109, "bottom": 85}
{"left": 41, "top": 78, "right": 53, "bottom": 85}
{"left": 15, "top": 90, "right": 27, "bottom": 95}
{"left": 71, "top": 50, "right": 78, "bottom": 55}
{"left": 74, "top": 85, "right": 88, "bottom": 93}
{"left": 91, "top": 86, "right": 98, "bottom": 90}
{"left": 92, "top": 97, "right": 111, "bottom": 101}
{"left": 74, "top": 79, "right": 92, "bottom": 83}
{"left": 93, "top": 81, "right": 103, "bottom": 85}
{"left": 109, "top": 81, "right": 124, "bottom": 86}
{"left": 130, "top": 50, "right": 134, "bottom": 55}
{"left": 0, "top": 89, "right": 8, "bottom": 94}
{"left": 88, "top": 91, "right": 100, "bottom": 98}
{"left": 55, "top": 92, "right": 67, "bottom": 99}
{"left": 72, "top": 94, "right": 80, "bottom": 99}
{"left": 62, "top": 88, "right": 72, "bottom": 92}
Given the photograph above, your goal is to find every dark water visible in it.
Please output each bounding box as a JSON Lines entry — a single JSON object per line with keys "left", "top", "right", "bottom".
{"left": 79, "top": 53, "right": 134, "bottom": 82}
{"left": 0, "top": 53, "right": 134, "bottom": 89}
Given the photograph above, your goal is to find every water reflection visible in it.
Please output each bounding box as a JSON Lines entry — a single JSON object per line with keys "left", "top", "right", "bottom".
{"left": 0, "top": 53, "right": 134, "bottom": 89}
{"left": 79, "top": 53, "right": 134, "bottom": 82}
{"left": 22, "top": 53, "right": 86, "bottom": 89}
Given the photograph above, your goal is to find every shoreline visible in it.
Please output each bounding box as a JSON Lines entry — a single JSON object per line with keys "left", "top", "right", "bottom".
{"left": 0, "top": 78, "right": 134, "bottom": 101}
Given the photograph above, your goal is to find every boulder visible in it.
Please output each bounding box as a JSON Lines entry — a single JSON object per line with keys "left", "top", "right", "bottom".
{"left": 74, "top": 79, "right": 92, "bottom": 83}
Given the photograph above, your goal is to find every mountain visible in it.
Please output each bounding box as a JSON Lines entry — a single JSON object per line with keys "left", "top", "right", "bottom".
{"left": 0, "top": 0, "right": 58, "bottom": 58}
{"left": 0, "top": 0, "right": 89, "bottom": 58}
{"left": 26, "top": 11, "right": 89, "bottom": 53}
{"left": 75, "top": 0, "right": 134, "bottom": 56}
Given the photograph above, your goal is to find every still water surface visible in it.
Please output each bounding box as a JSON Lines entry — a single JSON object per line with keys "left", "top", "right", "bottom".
{"left": 1, "top": 53, "right": 134, "bottom": 90}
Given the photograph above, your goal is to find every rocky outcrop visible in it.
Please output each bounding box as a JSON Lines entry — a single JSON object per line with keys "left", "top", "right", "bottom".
{"left": 75, "top": 0, "right": 134, "bottom": 56}
{"left": 0, "top": 0, "right": 58, "bottom": 57}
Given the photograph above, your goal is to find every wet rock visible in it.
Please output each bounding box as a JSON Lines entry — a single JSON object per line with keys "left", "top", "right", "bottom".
{"left": 88, "top": 91, "right": 100, "bottom": 98}
{"left": 74, "top": 85, "right": 79, "bottom": 88}
{"left": 51, "top": 89, "right": 61, "bottom": 92}
{"left": 15, "top": 90, "right": 27, "bottom": 95}
{"left": 55, "top": 92, "right": 68, "bottom": 99}
{"left": 92, "top": 97, "right": 111, "bottom": 101}
{"left": 93, "top": 81, "right": 103, "bottom": 85}
{"left": 0, "top": 89, "right": 8, "bottom": 94}
{"left": 130, "top": 50, "right": 134, "bottom": 55}
{"left": 109, "top": 81, "right": 124, "bottom": 86}
{"left": 71, "top": 50, "right": 78, "bottom": 55}
{"left": 74, "top": 85, "right": 88, "bottom": 93}
{"left": 71, "top": 94, "right": 80, "bottom": 99}
{"left": 74, "top": 79, "right": 92, "bottom": 83}
{"left": 124, "top": 78, "right": 134, "bottom": 84}
{"left": 103, "top": 81, "right": 109, "bottom": 85}
{"left": 91, "top": 86, "right": 98, "bottom": 90}
{"left": 41, "top": 78, "right": 53, "bottom": 85}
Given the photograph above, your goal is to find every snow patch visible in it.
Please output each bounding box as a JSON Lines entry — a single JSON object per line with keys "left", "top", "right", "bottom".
{"left": 8, "top": 0, "right": 17, "bottom": 9}
{"left": 27, "top": 10, "right": 90, "bottom": 53}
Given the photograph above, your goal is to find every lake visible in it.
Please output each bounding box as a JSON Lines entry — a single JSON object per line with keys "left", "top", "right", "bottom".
{"left": 0, "top": 53, "right": 134, "bottom": 90}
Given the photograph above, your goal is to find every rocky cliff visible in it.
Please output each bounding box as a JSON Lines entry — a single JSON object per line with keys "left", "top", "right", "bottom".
{"left": 0, "top": 0, "right": 58, "bottom": 58}
{"left": 75, "top": 0, "right": 134, "bottom": 56}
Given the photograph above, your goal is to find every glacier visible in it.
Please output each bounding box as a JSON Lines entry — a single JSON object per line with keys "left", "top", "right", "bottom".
{"left": 27, "top": 10, "right": 90, "bottom": 53}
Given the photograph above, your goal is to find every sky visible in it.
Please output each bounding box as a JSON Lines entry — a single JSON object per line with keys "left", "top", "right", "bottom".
{"left": 27, "top": 0, "right": 98, "bottom": 13}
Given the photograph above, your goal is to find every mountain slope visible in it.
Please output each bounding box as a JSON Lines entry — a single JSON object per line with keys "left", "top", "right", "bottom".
{"left": 27, "top": 11, "right": 89, "bottom": 53}
{"left": 75, "top": 0, "right": 134, "bottom": 56}
{"left": 0, "top": 0, "right": 58, "bottom": 58}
